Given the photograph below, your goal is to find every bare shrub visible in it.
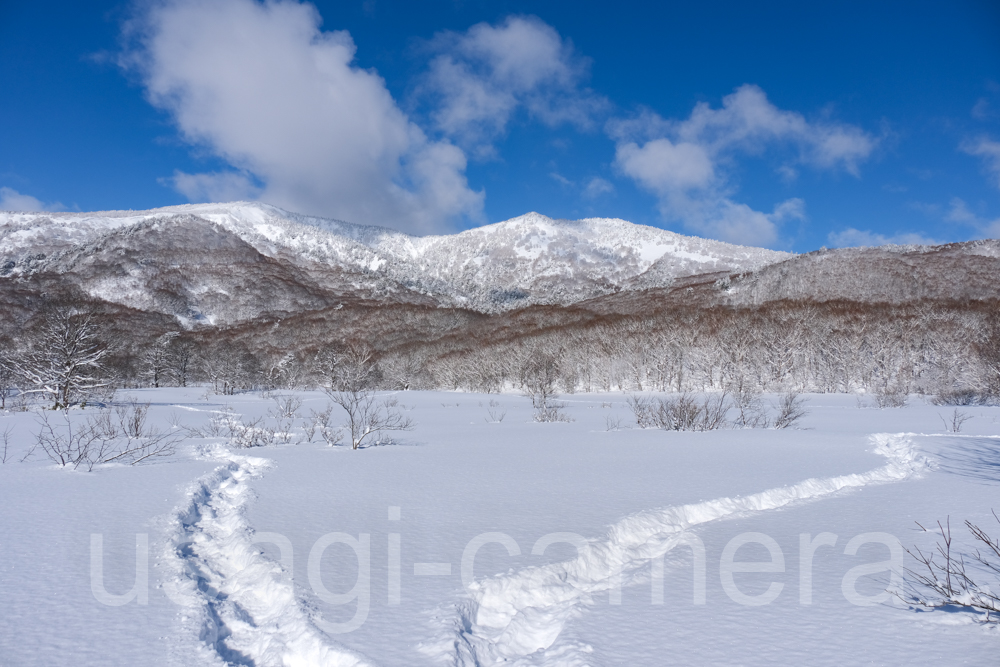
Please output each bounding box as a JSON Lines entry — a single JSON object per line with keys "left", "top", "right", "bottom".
{"left": 629, "top": 393, "right": 730, "bottom": 431}
{"left": 627, "top": 395, "right": 654, "bottom": 428}
{"left": 1, "top": 425, "right": 12, "bottom": 463}
{"left": 931, "top": 389, "right": 995, "bottom": 406}
{"left": 184, "top": 407, "right": 280, "bottom": 447}
{"left": 182, "top": 410, "right": 229, "bottom": 438}
{"left": 270, "top": 394, "right": 302, "bottom": 419}
{"left": 31, "top": 401, "right": 180, "bottom": 470}
{"left": 485, "top": 399, "right": 506, "bottom": 423}
{"left": 897, "top": 515, "right": 1000, "bottom": 622}
{"left": 731, "top": 385, "right": 769, "bottom": 428}
{"left": 218, "top": 410, "right": 273, "bottom": 448}
{"left": 873, "top": 385, "right": 907, "bottom": 408}
{"left": 304, "top": 405, "right": 342, "bottom": 445}
{"left": 773, "top": 392, "right": 809, "bottom": 429}
{"left": 939, "top": 408, "right": 972, "bottom": 433}
{"left": 327, "top": 389, "right": 414, "bottom": 449}
{"left": 605, "top": 414, "right": 623, "bottom": 431}
{"left": 532, "top": 400, "right": 573, "bottom": 423}
{"left": 116, "top": 399, "right": 148, "bottom": 439}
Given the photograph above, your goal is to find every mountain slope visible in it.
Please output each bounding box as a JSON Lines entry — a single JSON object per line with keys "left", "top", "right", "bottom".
{"left": 0, "top": 202, "right": 790, "bottom": 324}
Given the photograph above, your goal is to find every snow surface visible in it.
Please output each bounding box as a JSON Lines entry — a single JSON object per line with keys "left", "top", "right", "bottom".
{"left": 1, "top": 390, "right": 999, "bottom": 665}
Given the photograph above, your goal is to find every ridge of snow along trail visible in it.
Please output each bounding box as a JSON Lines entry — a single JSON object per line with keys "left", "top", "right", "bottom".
{"left": 421, "top": 433, "right": 929, "bottom": 667}
{"left": 156, "top": 433, "right": 926, "bottom": 666}
{"left": 160, "top": 444, "right": 373, "bottom": 667}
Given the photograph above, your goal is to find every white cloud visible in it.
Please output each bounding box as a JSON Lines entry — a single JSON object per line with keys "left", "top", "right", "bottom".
{"left": 679, "top": 196, "right": 804, "bottom": 248}
{"left": 122, "top": 0, "right": 483, "bottom": 234}
{"left": 827, "top": 228, "right": 938, "bottom": 248}
{"left": 420, "top": 16, "right": 608, "bottom": 155}
{"left": 0, "top": 187, "right": 64, "bottom": 212}
{"left": 829, "top": 197, "right": 1000, "bottom": 249}
{"left": 615, "top": 139, "right": 714, "bottom": 192}
{"left": 609, "top": 85, "right": 875, "bottom": 247}
{"left": 972, "top": 98, "right": 991, "bottom": 120}
{"left": 961, "top": 137, "right": 1000, "bottom": 190}
{"left": 839, "top": 198, "right": 1000, "bottom": 249}
{"left": 674, "top": 86, "right": 874, "bottom": 174}
{"left": 549, "top": 172, "right": 573, "bottom": 187}
{"left": 583, "top": 177, "right": 614, "bottom": 199}
{"left": 946, "top": 197, "right": 1000, "bottom": 238}
{"left": 165, "top": 170, "right": 261, "bottom": 203}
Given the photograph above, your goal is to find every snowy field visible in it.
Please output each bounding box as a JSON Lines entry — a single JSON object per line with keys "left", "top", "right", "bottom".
{"left": 1, "top": 389, "right": 999, "bottom": 666}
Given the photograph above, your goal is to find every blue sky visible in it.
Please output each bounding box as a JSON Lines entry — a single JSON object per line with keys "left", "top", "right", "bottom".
{"left": 1, "top": 0, "right": 998, "bottom": 250}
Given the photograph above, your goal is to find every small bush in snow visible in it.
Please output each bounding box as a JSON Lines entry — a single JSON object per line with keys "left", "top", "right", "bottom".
{"left": 628, "top": 393, "right": 730, "bottom": 431}
{"left": 873, "top": 385, "right": 907, "bottom": 409}
{"left": 28, "top": 399, "right": 180, "bottom": 470}
{"left": 939, "top": 408, "right": 972, "bottom": 433}
{"left": 772, "top": 392, "right": 809, "bottom": 429}
{"left": 1, "top": 425, "right": 12, "bottom": 463}
{"left": 303, "top": 405, "right": 342, "bottom": 446}
{"left": 327, "top": 388, "right": 414, "bottom": 449}
{"left": 484, "top": 399, "right": 506, "bottom": 423}
{"left": 897, "top": 514, "right": 1000, "bottom": 622}
{"left": 931, "top": 389, "right": 997, "bottom": 406}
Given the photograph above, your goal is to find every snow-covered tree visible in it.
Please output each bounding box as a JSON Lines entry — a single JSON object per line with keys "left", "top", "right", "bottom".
{"left": 16, "top": 309, "right": 109, "bottom": 408}
{"left": 141, "top": 331, "right": 179, "bottom": 388}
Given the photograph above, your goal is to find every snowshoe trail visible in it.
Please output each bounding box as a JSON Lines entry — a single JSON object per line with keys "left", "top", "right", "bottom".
{"left": 424, "top": 433, "right": 928, "bottom": 666}
{"left": 162, "top": 446, "right": 372, "bottom": 667}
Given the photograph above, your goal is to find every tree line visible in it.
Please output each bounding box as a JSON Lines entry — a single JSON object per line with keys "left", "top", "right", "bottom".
{"left": 2, "top": 298, "right": 998, "bottom": 408}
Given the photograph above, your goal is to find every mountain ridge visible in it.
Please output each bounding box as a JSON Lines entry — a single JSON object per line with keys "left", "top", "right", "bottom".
{"left": 0, "top": 202, "right": 792, "bottom": 323}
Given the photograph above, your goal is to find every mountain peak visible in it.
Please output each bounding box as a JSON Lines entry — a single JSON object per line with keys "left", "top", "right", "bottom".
{"left": 2, "top": 202, "right": 793, "bottom": 321}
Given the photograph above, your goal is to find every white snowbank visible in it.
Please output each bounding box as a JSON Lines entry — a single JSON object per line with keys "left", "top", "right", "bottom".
{"left": 162, "top": 444, "right": 371, "bottom": 667}
{"left": 424, "top": 433, "right": 927, "bottom": 665}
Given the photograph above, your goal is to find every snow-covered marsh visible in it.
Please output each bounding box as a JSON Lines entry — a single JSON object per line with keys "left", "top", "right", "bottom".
{"left": 1, "top": 389, "right": 999, "bottom": 665}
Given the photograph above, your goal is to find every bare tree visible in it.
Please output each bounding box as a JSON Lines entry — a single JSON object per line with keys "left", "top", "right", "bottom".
{"left": 15, "top": 309, "right": 109, "bottom": 409}
{"left": 522, "top": 350, "right": 571, "bottom": 422}
{"left": 320, "top": 344, "right": 382, "bottom": 392}
{"left": 0, "top": 349, "right": 16, "bottom": 410}
{"left": 141, "top": 331, "right": 179, "bottom": 388}
{"left": 168, "top": 336, "right": 193, "bottom": 387}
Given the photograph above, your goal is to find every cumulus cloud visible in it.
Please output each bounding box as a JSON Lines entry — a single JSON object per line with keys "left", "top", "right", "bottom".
{"left": 827, "top": 228, "right": 938, "bottom": 248}
{"left": 122, "top": 0, "right": 483, "bottom": 234}
{"left": 609, "top": 85, "right": 875, "bottom": 247}
{"left": 961, "top": 137, "right": 1000, "bottom": 190}
{"left": 0, "top": 187, "right": 64, "bottom": 212}
{"left": 672, "top": 196, "right": 805, "bottom": 248}
{"left": 420, "top": 15, "right": 608, "bottom": 156}
{"left": 615, "top": 138, "right": 714, "bottom": 193}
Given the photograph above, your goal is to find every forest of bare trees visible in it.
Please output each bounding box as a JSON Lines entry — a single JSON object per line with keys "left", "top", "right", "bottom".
{"left": 1, "top": 297, "right": 998, "bottom": 408}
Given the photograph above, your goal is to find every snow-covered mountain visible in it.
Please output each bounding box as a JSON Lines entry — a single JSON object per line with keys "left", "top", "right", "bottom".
{"left": 0, "top": 202, "right": 790, "bottom": 324}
